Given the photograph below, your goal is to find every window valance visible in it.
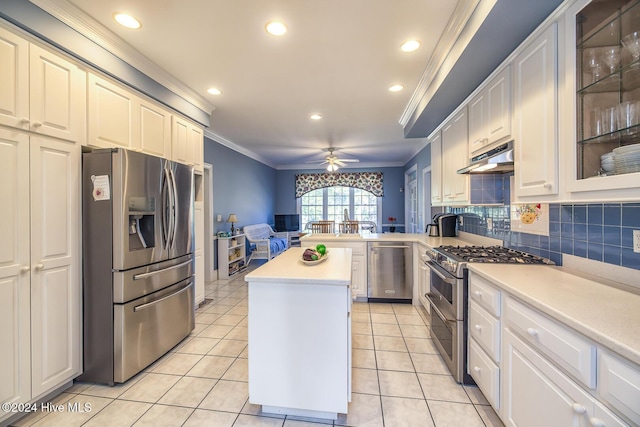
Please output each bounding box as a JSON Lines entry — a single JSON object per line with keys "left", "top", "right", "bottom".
{"left": 295, "top": 172, "right": 384, "bottom": 198}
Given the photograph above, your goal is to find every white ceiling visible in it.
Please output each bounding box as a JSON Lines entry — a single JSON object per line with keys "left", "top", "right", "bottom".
{"left": 43, "top": 0, "right": 467, "bottom": 169}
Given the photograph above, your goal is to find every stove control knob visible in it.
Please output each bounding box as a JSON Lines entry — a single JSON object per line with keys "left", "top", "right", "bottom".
{"left": 443, "top": 260, "right": 455, "bottom": 272}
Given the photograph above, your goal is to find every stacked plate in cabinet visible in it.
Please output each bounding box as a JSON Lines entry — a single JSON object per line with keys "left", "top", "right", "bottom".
{"left": 613, "top": 143, "right": 640, "bottom": 174}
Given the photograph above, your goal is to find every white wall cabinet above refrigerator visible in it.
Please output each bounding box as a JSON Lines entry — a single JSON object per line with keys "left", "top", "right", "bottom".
{"left": 87, "top": 73, "right": 172, "bottom": 159}
{"left": 0, "top": 26, "right": 86, "bottom": 142}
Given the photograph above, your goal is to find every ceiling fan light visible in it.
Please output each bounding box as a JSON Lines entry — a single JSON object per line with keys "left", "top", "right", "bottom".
{"left": 327, "top": 163, "right": 338, "bottom": 172}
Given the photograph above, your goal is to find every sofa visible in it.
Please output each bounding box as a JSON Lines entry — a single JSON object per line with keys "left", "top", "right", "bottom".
{"left": 242, "top": 223, "right": 288, "bottom": 264}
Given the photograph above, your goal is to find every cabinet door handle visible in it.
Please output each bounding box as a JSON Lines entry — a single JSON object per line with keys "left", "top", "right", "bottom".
{"left": 474, "top": 324, "right": 482, "bottom": 331}
{"left": 543, "top": 182, "right": 553, "bottom": 189}
{"left": 473, "top": 366, "right": 481, "bottom": 373}
{"left": 571, "top": 403, "right": 586, "bottom": 415}
{"left": 19, "top": 117, "right": 30, "bottom": 124}
{"left": 473, "top": 291, "right": 482, "bottom": 298}
{"left": 526, "top": 327, "right": 538, "bottom": 337}
{"left": 589, "top": 418, "right": 605, "bottom": 427}
{"left": 32, "top": 121, "right": 43, "bottom": 128}
{"left": 34, "top": 263, "right": 44, "bottom": 271}
{"left": 20, "top": 266, "right": 30, "bottom": 273}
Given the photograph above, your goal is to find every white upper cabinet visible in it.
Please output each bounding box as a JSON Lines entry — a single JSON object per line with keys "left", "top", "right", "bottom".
{"left": 172, "top": 115, "right": 204, "bottom": 171}
{"left": 138, "top": 98, "right": 172, "bottom": 159}
{"left": 513, "top": 23, "right": 559, "bottom": 200}
{"left": 561, "top": 0, "right": 640, "bottom": 202}
{"left": 88, "top": 73, "right": 136, "bottom": 149}
{"left": 88, "top": 72, "right": 177, "bottom": 160}
{"left": 469, "top": 65, "right": 512, "bottom": 156}
{"left": 442, "top": 108, "right": 470, "bottom": 205}
{"left": 0, "top": 27, "right": 86, "bottom": 142}
{"left": 430, "top": 131, "right": 443, "bottom": 205}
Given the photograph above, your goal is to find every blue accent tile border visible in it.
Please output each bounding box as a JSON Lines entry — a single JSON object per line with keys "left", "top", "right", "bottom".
{"left": 449, "top": 202, "right": 640, "bottom": 271}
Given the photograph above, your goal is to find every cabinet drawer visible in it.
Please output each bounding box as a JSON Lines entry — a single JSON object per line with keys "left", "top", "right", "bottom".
{"left": 468, "top": 338, "right": 499, "bottom": 409}
{"left": 504, "top": 297, "right": 596, "bottom": 389}
{"left": 598, "top": 350, "right": 640, "bottom": 425}
{"left": 469, "top": 272, "right": 501, "bottom": 317}
{"left": 469, "top": 300, "right": 500, "bottom": 361}
{"left": 325, "top": 242, "right": 365, "bottom": 255}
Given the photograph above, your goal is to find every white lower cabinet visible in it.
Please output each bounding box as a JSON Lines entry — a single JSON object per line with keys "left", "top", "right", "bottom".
{"left": 502, "top": 328, "right": 595, "bottom": 427}
{"left": 310, "top": 241, "right": 366, "bottom": 300}
{"left": 468, "top": 272, "right": 633, "bottom": 427}
{"left": 0, "top": 129, "right": 81, "bottom": 424}
{"left": 598, "top": 350, "right": 640, "bottom": 426}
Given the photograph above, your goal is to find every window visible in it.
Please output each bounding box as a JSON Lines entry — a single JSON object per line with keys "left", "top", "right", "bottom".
{"left": 299, "top": 186, "right": 380, "bottom": 229}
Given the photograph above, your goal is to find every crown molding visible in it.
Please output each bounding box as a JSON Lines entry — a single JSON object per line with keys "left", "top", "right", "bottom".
{"left": 399, "top": 0, "right": 483, "bottom": 126}
{"left": 30, "top": 0, "right": 215, "bottom": 116}
{"left": 204, "top": 129, "right": 277, "bottom": 169}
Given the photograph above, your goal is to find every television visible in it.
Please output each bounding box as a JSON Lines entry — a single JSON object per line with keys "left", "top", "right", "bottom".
{"left": 274, "top": 214, "right": 300, "bottom": 232}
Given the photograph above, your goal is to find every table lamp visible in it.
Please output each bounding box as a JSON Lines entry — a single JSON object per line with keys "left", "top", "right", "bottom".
{"left": 227, "top": 214, "right": 238, "bottom": 234}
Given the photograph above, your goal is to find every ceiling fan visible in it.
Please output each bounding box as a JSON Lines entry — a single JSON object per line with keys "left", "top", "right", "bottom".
{"left": 306, "top": 148, "right": 360, "bottom": 171}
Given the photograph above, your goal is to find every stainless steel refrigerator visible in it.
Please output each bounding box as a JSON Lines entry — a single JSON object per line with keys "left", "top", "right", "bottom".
{"left": 80, "top": 148, "right": 195, "bottom": 385}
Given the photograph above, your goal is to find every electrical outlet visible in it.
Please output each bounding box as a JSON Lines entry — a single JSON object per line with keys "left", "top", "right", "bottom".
{"left": 217, "top": 214, "right": 222, "bottom": 222}
{"left": 458, "top": 216, "right": 463, "bottom": 226}
{"left": 487, "top": 218, "right": 493, "bottom": 231}
{"left": 634, "top": 230, "right": 640, "bottom": 253}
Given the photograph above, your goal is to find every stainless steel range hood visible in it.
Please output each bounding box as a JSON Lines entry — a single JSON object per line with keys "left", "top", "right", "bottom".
{"left": 457, "top": 141, "right": 514, "bottom": 174}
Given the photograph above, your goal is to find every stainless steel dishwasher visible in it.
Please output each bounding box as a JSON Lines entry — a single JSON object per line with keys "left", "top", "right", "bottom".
{"left": 367, "top": 241, "right": 413, "bottom": 301}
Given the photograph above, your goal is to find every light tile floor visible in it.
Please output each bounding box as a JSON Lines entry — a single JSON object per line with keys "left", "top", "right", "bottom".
{"left": 11, "top": 263, "right": 504, "bottom": 427}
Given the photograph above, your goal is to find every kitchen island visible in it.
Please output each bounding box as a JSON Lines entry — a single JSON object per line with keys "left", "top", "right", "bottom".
{"left": 245, "top": 247, "right": 353, "bottom": 420}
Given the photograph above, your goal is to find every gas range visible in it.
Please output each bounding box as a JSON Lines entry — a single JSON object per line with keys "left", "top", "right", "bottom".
{"left": 426, "top": 245, "right": 554, "bottom": 278}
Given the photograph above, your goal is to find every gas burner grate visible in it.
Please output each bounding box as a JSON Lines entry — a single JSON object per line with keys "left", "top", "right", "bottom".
{"left": 438, "top": 245, "right": 553, "bottom": 265}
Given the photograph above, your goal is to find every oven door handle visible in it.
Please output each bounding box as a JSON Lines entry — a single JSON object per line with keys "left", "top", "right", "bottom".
{"left": 425, "top": 293, "right": 457, "bottom": 325}
{"left": 425, "top": 261, "right": 456, "bottom": 285}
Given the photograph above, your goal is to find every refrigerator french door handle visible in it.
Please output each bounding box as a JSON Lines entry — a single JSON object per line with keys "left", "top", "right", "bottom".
{"left": 161, "top": 168, "right": 171, "bottom": 250}
{"left": 168, "top": 167, "right": 178, "bottom": 249}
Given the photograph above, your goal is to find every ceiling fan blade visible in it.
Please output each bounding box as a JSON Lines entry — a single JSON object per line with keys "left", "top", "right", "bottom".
{"left": 305, "top": 159, "right": 328, "bottom": 164}
{"left": 339, "top": 159, "right": 360, "bottom": 163}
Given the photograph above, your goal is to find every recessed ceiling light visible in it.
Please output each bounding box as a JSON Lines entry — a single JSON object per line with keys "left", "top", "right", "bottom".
{"left": 310, "top": 114, "right": 322, "bottom": 120}
{"left": 113, "top": 12, "right": 141, "bottom": 29}
{"left": 401, "top": 40, "right": 421, "bottom": 52}
{"left": 389, "top": 84, "right": 404, "bottom": 92}
{"left": 207, "top": 87, "right": 222, "bottom": 95}
{"left": 265, "top": 21, "right": 287, "bottom": 36}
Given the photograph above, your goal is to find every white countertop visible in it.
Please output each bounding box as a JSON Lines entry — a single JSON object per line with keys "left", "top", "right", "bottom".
{"left": 301, "top": 231, "right": 502, "bottom": 248}
{"left": 468, "top": 264, "right": 640, "bottom": 366}
{"left": 245, "top": 247, "right": 352, "bottom": 286}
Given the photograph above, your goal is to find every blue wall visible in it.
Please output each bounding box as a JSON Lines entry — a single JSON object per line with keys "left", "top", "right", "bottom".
{"left": 204, "top": 137, "right": 277, "bottom": 234}
{"left": 275, "top": 167, "right": 406, "bottom": 231}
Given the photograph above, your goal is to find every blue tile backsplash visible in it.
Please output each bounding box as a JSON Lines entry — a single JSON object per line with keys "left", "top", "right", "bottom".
{"left": 448, "top": 198, "right": 640, "bottom": 271}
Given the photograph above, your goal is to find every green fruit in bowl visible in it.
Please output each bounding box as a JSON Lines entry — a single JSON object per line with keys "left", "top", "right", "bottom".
{"left": 316, "top": 244, "right": 327, "bottom": 256}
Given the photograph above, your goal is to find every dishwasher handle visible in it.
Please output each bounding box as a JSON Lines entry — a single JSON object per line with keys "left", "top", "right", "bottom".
{"left": 371, "top": 245, "right": 411, "bottom": 249}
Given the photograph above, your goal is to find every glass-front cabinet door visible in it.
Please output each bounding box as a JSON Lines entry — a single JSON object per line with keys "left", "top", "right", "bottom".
{"left": 576, "top": 0, "right": 640, "bottom": 181}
